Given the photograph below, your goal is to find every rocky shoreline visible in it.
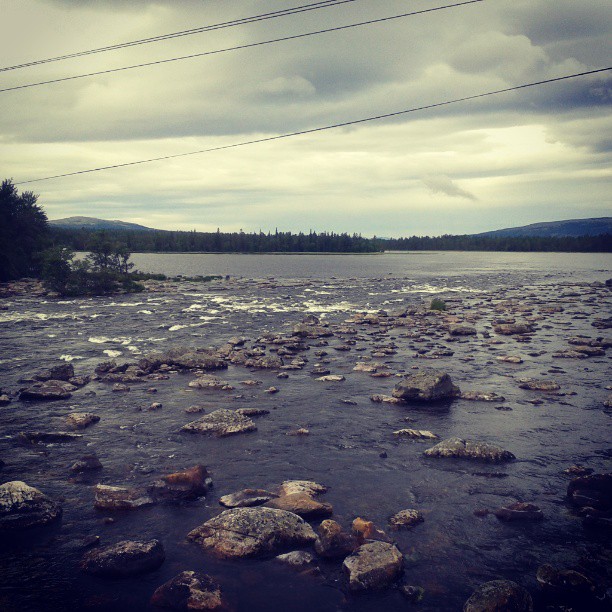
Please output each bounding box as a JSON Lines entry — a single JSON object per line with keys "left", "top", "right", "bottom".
{"left": 0, "top": 272, "right": 610, "bottom": 611}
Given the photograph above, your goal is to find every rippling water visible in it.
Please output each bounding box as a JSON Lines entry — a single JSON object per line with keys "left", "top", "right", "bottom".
{"left": 0, "top": 253, "right": 610, "bottom": 611}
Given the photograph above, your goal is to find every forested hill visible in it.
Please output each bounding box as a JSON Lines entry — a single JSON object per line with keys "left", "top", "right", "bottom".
{"left": 474, "top": 217, "right": 612, "bottom": 238}
{"left": 49, "top": 227, "right": 611, "bottom": 253}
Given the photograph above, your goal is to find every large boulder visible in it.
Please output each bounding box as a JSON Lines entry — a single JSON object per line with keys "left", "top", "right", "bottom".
{"left": 81, "top": 539, "right": 165, "bottom": 576}
{"left": 148, "top": 465, "right": 212, "bottom": 502}
{"left": 181, "top": 409, "right": 256, "bottom": 437}
{"left": 424, "top": 438, "right": 515, "bottom": 463}
{"left": 20, "top": 380, "right": 76, "bottom": 401}
{"left": 392, "top": 368, "right": 459, "bottom": 402}
{"left": 342, "top": 541, "right": 404, "bottom": 591}
{"left": 187, "top": 507, "right": 316, "bottom": 558}
{"left": 463, "top": 579, "right": 533, "bottom": 611}
{"left": 0, "top": 480, "right": 62, "bottom": 530}
{"left": 150, "top": 570, "right": 225, "bottom": 610}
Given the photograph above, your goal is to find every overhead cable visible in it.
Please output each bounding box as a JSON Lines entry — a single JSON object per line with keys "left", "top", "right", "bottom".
{"left": 0, "top": 1, "right": 485, "bottom": 94}
{"left": 0, "top": 0, "right": 360, "bottom": 72}
{"left": 15, "top": 67, "right": 610, "bottom": 186}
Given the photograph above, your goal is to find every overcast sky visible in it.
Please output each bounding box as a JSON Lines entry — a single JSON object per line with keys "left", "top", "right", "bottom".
{"left": 1, "top": 0, "right": 610, "bottom": 235}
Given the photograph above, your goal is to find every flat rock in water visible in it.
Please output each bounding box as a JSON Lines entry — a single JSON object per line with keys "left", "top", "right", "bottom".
{"left": 187, "top": 507, "right": 316, "bottom": 559}
{"left": 342, "top": 541, "right": 404, "bottom": 591}
{"left": 494, "top": 502, "right": 544, "bottom": 521}
{"left": 460, "top": 391, "right": 506, "bottom": 402}
{"left": 81, "top": 539, "right": 165, "bottom": 576}
{"left": 389, "top": 509, "right": 424, "bottom": 529}
{"left": 150, "top": 570, "right": 225, "bottom": 610}
{"left": 393, "top": 428, "right": 438, "bottom": 440}
{"left": 20, "top": 380, "right": 76, "bottom": 401}
{"left": 181, "top": 409, "right": 256, "bottom": 437}
{"left": 65, "top": 412, "right": 100, "bottom": 429}
{"left": 265, "top": 492, "right": 333, "bottom": 519}
{"left": 448, "top": 324, "right": 477, "bottom": 336}
{"left": 494, "top": 323, "right": 535, "bottom": 336}
{"left": 188, "top": 375, "right": 229, "bottom": 390}
{"left": 316, "top": 375, "right": 345, "bottom": 382}
{"left": 463, "top": 579, "right": 533, "bottom": 611}
{"left": 219, "top": 488, "right": 278, "bottom": 508}
{"left": 392, "top": 368, "right": 459, "bottom": 402}
{"left": 424, "top": 437, "right": 515, "bottom": 463}
{"left": 0, "top": 480, "right": 62, "bottom": 530}
{"left": 518, "top": 378, "right": 560, "bottom": 392}
{"left": 278, "top": 480, "right": 327, "bottom": 497}
{"left": 371, "top": 394, "right": 403, "bottom": 405}
{"left": 19, "top": 431, "right": 83, "bottom": 443}
{"left": 94, "top": 484, "right": 154, "bottom": 510}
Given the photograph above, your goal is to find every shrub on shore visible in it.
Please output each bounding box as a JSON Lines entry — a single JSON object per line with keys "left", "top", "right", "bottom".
{"left": 430, "top": 298, "right": 447, "bottom": 311}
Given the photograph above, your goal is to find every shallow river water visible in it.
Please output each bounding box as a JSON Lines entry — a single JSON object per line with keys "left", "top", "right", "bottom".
{"left": 0, "top": 252, "right": 610, "bottom": 611}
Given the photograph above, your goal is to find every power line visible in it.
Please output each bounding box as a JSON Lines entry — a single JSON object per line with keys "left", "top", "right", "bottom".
{"left": 0, "top": 0, "right": 360, "bottom": 72}
{"left": 0, "top": 1, "right": 485, "bottom": 94}
{"left": 15, "top": 67, "right": 610, "bottom": 186}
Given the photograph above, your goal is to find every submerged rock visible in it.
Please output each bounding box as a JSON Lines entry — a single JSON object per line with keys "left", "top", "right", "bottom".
{"left": 342, "top": 541, "right": 404, "bottom": 591}
{"left": 181, "top": 409, "right": 256, "bottom": 437}
{"left": 392, "top": 368, "right": 459, "bottom": 402}
{"left": 424, "top": 437, "right": 515, "bottom": 463}
{"left": 81, "top": 539, "right": 165, "bottom": 576}
{"left": 150, "top": 570, "right": 225, "bottom": 610}
{"left": 536, "top": 564, "right": 597, "bottom": 598}
{"left": 0, "top": 480, "right": 62, "bottom": 530}
{"left": 463, "top": 579, "right": 533, "bottom": 611}
{"left": 94, "top": 484, "right": 154, "bottom": 510}
{"left": 219, "top": 488, "right": 277, "bottom": 508}
{"left": 148, "top": 465, "right": 212, "bottom": 502}
{"left": 389, "top": 509, "right": 424, "bottom": 529}
{"left": 494, "top": 502, "right": 544, "bottom": 521}
{"left": 65, "top": 412, "right": 100, "bottom": 429}
{"left": 70, "top": 454, "right": 103, "bottom": 473}
{"left": 567, "top": 473, "right": 612, "bottom": 511}
{"left": 187, "top": 507, "right": 316, "bottom": 559}
{"left": 20, "top": 380, "right": 76, "bottom": 401}
{"left": 19, "top": 431, "right": 83, "bottom": 443}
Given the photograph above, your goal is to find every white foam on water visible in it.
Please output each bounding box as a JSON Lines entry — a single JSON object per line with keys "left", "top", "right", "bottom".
{"left": 169, "top": 324, "right": 188, "bottom": 331}
{"left": 88, "top": 336, "right": 112, "bottom": 343}
{"left": 60, "top": 354, "right": 84, "bottom": 361}
{"left": 138, "top": 310, "right": 153, "bottom": 315}
{"left": 103, "top": 349, "right": 122, "bottom": 358}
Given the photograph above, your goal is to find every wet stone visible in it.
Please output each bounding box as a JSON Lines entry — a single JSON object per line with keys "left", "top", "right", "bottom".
{"left": 342, "top": 541, "right": 404, "bottom": 592}
{"left": 34, "top": 362, "right": 74, "bottom": 382}
{"left": 518, "top": 378, "right": 561, "bottom": 392}
{"left": 460, "top": 391, "right": 506, "bottom": 402}
{"left": 0, "top": 480, "right": 62, "bottom": 530}
{"left": 148, "top": 465, "right": 212, "bottom": 502}
{"left": 187, "top": 507, "right": 316, "bottom": 559}
{"left": 219, "top": 488, "right": 278, "bottom": 508}
{"left": 70, "top": 454, "right": 103, "bottom": 473}
{"left": 275, "top": 550, "right": 319, "bottom": 574}
{"left": 393, "top": 428, "right": 438, "bottom": 440}
{"left": 424, "top": 437, "right": 515, "bottom": 463}
{"left": 181, "top": 409, "right": 256, "bottom": 437}
{"left": 265, "top": 492, "right": 332, "bottom": 519}
{"left": 81, "top": 539, "right": 165, "bottom": 577}
{"left": 19, "top": 431, "right": 83, "bottom": 443}
{"left": 494, "top": 502, "right": 544, "bottom": 522}
{"left": 65, "top": 412, "right": 100, "bottom": 429}
{"left": 389, "top": 509, "right": 424, "bottom": 529}
{"left": 392, "top": 368, "right": 459, "bottom": 402}
{"left": 463, "top": 579, "right": 533, "bottom": 611}
{"left": 20, "top": 380, "right": 76, "bottom": 401}
{"left": 150, "top": 570, "right": 225, "bottom": 610}
{"left": 314, "top": 519, "right": 359, "bottom": 559}
{"left": 94, "top": 484, "right": 154, "bottom": 510}
{"left": 278, "top": 480, "right": 327, "bottom": 497}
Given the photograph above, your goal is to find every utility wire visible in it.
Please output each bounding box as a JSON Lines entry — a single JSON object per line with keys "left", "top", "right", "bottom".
{"left": 0, "top": 0, "right": 360, "bottom": 72}
{"left": 15, "top": 67, "right": 610, "bottom": 186}
{"left": 0, "top": 0, "right": 485, "bottom": 94}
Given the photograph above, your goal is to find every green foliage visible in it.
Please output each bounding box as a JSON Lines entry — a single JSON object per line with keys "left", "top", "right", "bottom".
{"left": 0, "top": 179, "right": 49, "bottom": 281}
{"left": 430, "top": 298, "right": 447, "bottom": 311}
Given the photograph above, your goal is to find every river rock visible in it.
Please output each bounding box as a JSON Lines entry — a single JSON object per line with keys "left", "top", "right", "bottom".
{"left": 0, "top": 480, "right": 62, "bottom": 530}
{"left": 19, "top": 431, "right": 83, "bottom": 443}
{"left": 342, "top": 541, "right": 404, "bottom": 591}
{"left": 148, "top": 465, "right": 212, "bottom": 502}
{"left": 187, "top": 507, "right": 316, "bottom": 558}
{"left": 352, "top": 517, "right": 391, "bottom": 543}
{"left": 150, "top": 570, "right": 225, "bottom": 610}
{"left": 219, "top": 488, "right": 278, "bottom": 508}
{"left": 518, "top": 378, "right": 560, "bottom": 392}
{"left": 460, "top": 391, "right": 506, "bottom": 402}
{"left": 292, "top": 323, "right": 333, "bottom": 338}
{"left": 463, "top": 579, "right": 533, "bottom": 611}
{"left": 188, "top": 375, "right": 231, "bottom": 390}
{"left": 536, "top": 564, "right": 597, "bottom": 598}
{"left": 567, "top": 473, "right": 612, "bottom": 511}
{"left": 168, "top": 350, "right": 227, "bottom": 371}
{"left": 81, "top": 539, "right": 165, "bottom": 576}
{"left": 0, "top": 394, "right": 10, "bottom": 405}
{"left": 65, "top": 412, "right": 100, "bottom": 429}
{"left": 181, "top": 409, "right": 256, "bottom": 437}
{"left": 278, "top": 480, "right": 327, "bottom": 497}
{"left": 392, "top": 368, "right": 459, "bottom": 402}
{"left": 70, "top": 454, "right": 103, "bottom": 473}
{"left": 424, "top": 437, "right": 515, "bottom": 463}
{"left": 389, "top": 509, "right": 424, "bottom": 529}
{"left": 265, "top": 492, "right": 332, "bottom": 518}
{"left": 94, "top": 484, "right": 154, "bottom": 510}
{"left": 20, "top": 380, "right": 76, "bottom": 401}
{"left": 314, "top": 519, "right": 359, "bottom": 558}
{"left": 275, "top": 550, "right": 319, "bottom": 574}
{"left": 494, "top": 323, "right": 535, "bottom": 336}
{"left": 316, "top": 375, "right": 345, "bottom": 382}
{"left": 34, "top": 362, "right": 74, "bottom": 382}
{"left": 393, "top": 428, "right": 438, "bottom": 440}
{"left": 449, "top": 324, "right": 477, "bottom": 336}
{"left": 497, "top": 355, "right": 524, "bottom": 364}
{"left": 494, "top": 502, "right": 544, "bottom": 521}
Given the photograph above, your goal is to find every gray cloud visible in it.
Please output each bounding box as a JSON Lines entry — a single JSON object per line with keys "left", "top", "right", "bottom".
{"left": 421, "top": 175, "right": 478, "bottom": 201}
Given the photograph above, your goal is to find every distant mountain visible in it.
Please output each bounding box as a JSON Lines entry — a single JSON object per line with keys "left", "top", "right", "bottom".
{"left": 49, "top": 216, "right": 153, "bottom": 232}
{"left": 474, "top": 217, "right": 612, "bottom": 238}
